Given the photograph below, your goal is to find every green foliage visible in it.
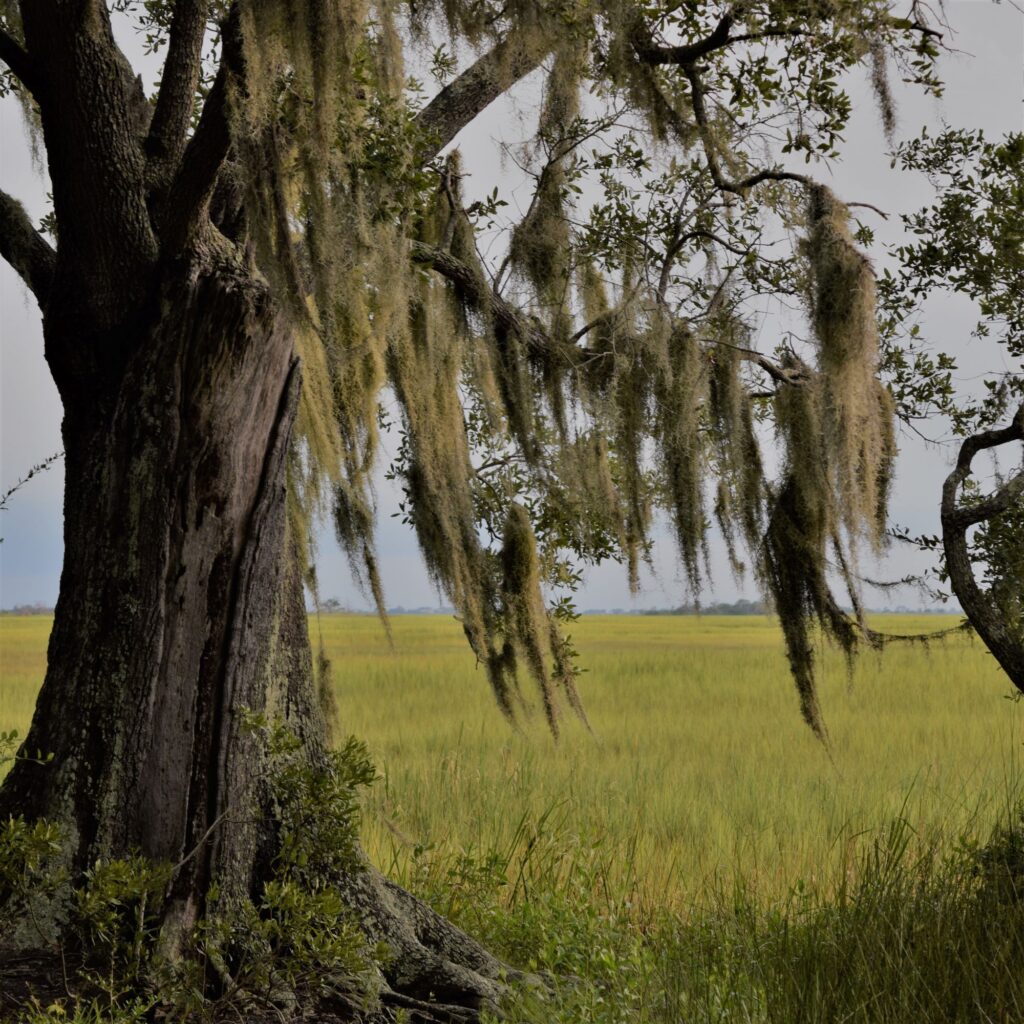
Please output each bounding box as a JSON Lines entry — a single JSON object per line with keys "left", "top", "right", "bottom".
{"left": 972, "top": 496, "right": 1024, "bottom": 646}
{"left": 193, "top": 715, "right": 381, "bottom": 1007}
{"left": 5, "top": 616, "right": 1023, "bottom": 1020}
{"left": 973, "top": 806, "right": 1024, "bottom": 906}
{"left": 881, "top": 128, "right": 1024, "bottom": 434}
{"left": 61, "top": 857, "right": 169, "bottom": 1019}
{"left": 16, "top": 995, "right": 153, "bottom": 1024}
{"left": 880, "top": 128, "right": 1023, "bottom": 639}
{"left": 0, "top": 731, "right": 65, "bottom": 932}
{"left": 252, "top": 713, "right": 377, "bottom": 880}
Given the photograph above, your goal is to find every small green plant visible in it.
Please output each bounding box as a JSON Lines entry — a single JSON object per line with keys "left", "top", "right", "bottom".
{"left": 71, "top": 855, "right": 171, "bottom": 1012}
{"left": 256, "top": 714, "right": 377, "bottom": 880}
{"left": 0, "top": 731, "right": 66, "bottom": 942}
{"left": 973, "top": 806, "right": 1024, "bottom": 905}
{"left": 17, "top": 995, "right": 153, "bottom": 1024}
{"left": 192, "top": 714, "right": 383, "bottom": 1010}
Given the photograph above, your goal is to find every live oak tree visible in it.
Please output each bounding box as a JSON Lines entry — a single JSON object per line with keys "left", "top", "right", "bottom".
{"left": 0, "top": 0, "right": 948, "bottom": 1013}
{"left": 881, "top": 128, "right": 1024, "bottom": 690}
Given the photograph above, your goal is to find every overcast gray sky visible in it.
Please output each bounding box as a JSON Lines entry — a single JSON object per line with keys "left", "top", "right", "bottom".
{"left": 1, "top": 2, "right": 1022, "bottom": 611}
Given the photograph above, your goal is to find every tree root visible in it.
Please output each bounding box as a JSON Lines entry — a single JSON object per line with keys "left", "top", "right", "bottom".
{"left": 337, "top": 861, "right": 538, "bottom": 1022}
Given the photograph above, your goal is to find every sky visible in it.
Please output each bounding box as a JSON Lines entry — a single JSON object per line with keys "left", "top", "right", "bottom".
{"left": 1, "top": 1, "right": 1022, "bottom": 612}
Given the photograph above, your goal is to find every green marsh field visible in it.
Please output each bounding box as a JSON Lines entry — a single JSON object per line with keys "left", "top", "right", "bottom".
{"left": 3, "top": 613, "right": 1024, "bottom": 1021}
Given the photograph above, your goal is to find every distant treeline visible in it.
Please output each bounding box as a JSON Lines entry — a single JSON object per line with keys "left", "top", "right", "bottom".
{"left": 632, "top": 601, "right": 961, "bottom": 616}
{"left": 639, "top": 600, "right": 769, "bottom": 616}
{"left": 0, "top": 603, "right": 55, "bottom": 615}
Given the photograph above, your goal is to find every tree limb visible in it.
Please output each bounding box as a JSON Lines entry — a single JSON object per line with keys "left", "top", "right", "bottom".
{"left": 411, "top": 240, "right": 551, "bottom": 354}
{"left": 657, "top": 226, "right": 754, "bottom": 304}
{"left": 160, "top": 61, "right": 231, "bottom": 253}
{"left": 0, "top": 27, "right": 42, "bottom": 101}
{"left": 414, "top": 240, "right": 810, "bottom": 399}
{"left": 682, "top": 59, "right": 811, "bottom": 195}
{"left": 414, "top": 31, "right": 548, "bottom": 164}
{"left": 632, "top": 12, "right": 806, "bottom": 67}
{"left": 632, "top": 10, "right": 817, "bottom": 197}
{"left": 159, "top": 5, "right": 242, "bottom": 256}
{"left": 0, "top": 189, "right": 55, "bottom": 302}
{"left": 19, "top": 1, "right": 159, "bottom": 331}
{"left": 946, "top": 468, "right": 1024, "bottom": 530}
{"left": 632, "top": 11, "right": 734, "bottom": 64}
{"left": 941, "top": 404, "right": 1024, "bottom": 691}
{"left": 146, "top": 0, "right": 209, "bottom": 177}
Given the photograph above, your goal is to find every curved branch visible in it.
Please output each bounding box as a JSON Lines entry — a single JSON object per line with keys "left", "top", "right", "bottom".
{"left": 414, "top": 31, "right": 548, "bottom": 164}
{"left": 633, "top": 12, "right": 809, "bottom": 67}
{"left": 146, "top": 0, "right": 210, "bottom": 176}
{"left": 682, "top": 59, "right": 811, "bottom": 195}
{"left": 943, "top": 408, "right": 1024, "bottom": 526}
{"left": 941, "top": 404, "right": 1024, "bottom": 691}
{"left": 411, "top": 240, "right": 551, "bottom": 354}
{"left": 0, "top": 189, "right": 55, "bottom": 302}
{"left": 632, "top": 11, "right": 735, "bottom": 64}
{"left": 947, "top": 468, "right": 1024, "bottom": 530}
{"left": 0, "top": 27, "right": 42, "bottom": 101}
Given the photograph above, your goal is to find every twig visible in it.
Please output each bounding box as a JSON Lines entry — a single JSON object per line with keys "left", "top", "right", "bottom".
{"left": 172, "top": 809, "right": 232, "bottom": 874}
{"left": 0, "top": 451, "right": 63, "bottom": 542}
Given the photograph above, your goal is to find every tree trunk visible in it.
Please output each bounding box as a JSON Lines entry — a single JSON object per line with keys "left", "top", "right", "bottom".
{"left": 0, "top": 252, "right": 520, "bottom": 1016}
{"left": 0, "top": 252, "right": 316, "bottom": 932}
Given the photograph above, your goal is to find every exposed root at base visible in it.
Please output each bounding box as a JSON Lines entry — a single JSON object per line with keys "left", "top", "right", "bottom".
{"left": 338, "top": 860, "right": 542, "bottom": 1021}
{"left": 0, "top": 864, "right": 539, "bottom": 1024}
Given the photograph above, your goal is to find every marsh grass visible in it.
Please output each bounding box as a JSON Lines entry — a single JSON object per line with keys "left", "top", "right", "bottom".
{"left": 322, "top": 614, "right": 1024, "bottom": 907}
{"left": 2, "top": 612, "right": 1022, "bottom": 1021}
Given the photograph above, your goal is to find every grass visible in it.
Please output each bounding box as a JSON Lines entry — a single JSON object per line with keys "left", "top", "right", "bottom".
{"left": 315, "top": 613, "right": 1024, "bottom": 907}
{"left": 3, "top": 612, "right": 1024, "bottom": 1021}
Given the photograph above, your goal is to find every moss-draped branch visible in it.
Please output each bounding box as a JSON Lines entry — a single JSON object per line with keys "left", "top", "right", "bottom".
{"left": 0, "top": 0, "right": 951, "bottom": 736}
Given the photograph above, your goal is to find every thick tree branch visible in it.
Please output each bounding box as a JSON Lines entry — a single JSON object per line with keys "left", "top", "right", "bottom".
{"left": 19, "top": 1, "right": 159, "bottom": 332}
{"left": 0, "top": 27, "right": 42, "bottom": 100}
{"left": 632, "top": 11, "right": 734, "bottom": 64}
{"left": 632, "top": 6, "right": 941, "bottom": 67}
{"left": 943, "top": 406, "right": 1024, "bottom": 505}
{"left": 414, "top": 31, "right": 547, "bottom": 164}
{"left": 411, "top": 240, "right": 551, "bottom": 354}
{"left": 941, "top": 404, "right": 1024, "bottom": 691}
{"left": 632, "top": 12, "right": 806, "bottom": 67}
{"left": 414, "top": 240, "right": 808, "bottom": 397}
{"left": 146, "top": 0, "right": 209, "bottom": 177}
{"left": 947, "top": 468, "right": 1024, "bottom": 530}
{"left": 0, "top": 189, "right": 55, "bottom": 302}
{"left": 161, "top": 64, "right": 231, "bottom": 253}
{"left": 160, "top": 10, "right": 237, "bottom": 256}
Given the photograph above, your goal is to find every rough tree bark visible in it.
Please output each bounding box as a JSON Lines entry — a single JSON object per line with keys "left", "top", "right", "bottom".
{"left": 0, "top": 248, "right": 309, "bottom": 908}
